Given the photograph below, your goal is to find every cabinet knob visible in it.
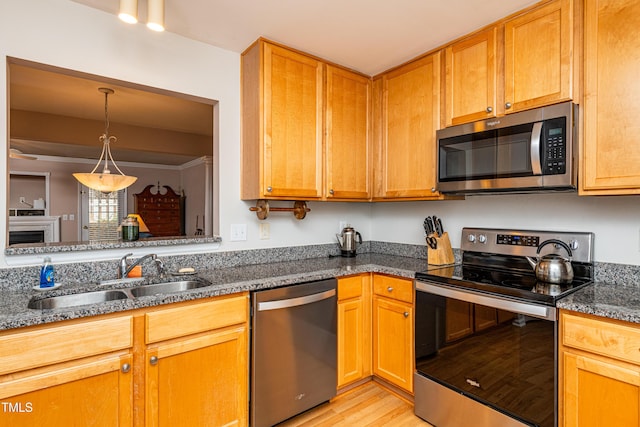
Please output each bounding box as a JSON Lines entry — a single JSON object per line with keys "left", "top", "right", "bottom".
{"left": 266, "top": 186, "right": 272, "bottom": 192}
{"left": 431, "top": 187, "right": 436, "bottom": 193}
{"left": 403, "top": 312, "right": 409, "bottom": 318}
{"left": 121, "top": 363, "right": 131, "bottom": 373}
{"left": 486, "top": 106, "right": 493, "bottom": 113}
{"left": 387, "top": 286, "right": 393, "bottom": 292}
{"left": 150, "top": 356, "right": 158, "bottom": 366}
{"left": 329, "top": 189, "right": 334, "bottom": 195}
{"left": 505, "top": 102, "right": 512, "bottom": 109}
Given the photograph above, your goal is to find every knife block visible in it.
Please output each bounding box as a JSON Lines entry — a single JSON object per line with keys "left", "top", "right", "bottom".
{"left": 427, "top": 232, "right": 455, "bottom": 265}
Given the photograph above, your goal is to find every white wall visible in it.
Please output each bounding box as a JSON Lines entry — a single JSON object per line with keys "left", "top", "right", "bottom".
{"left": 371, "top": 193, "right": 640, "bottom": 265}
{"left": 0, "top": 0, "right": 373, "bottom": 267}
{"left": 2, "top": 0, "right": 640, "bottom": 269}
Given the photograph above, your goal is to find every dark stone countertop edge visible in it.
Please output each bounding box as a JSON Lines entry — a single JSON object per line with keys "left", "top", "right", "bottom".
{"left": 556, "top": 281, "right": 640, "bottom": 324}
{"left": 0, "top": 253, "right": 429, "bottom": 331}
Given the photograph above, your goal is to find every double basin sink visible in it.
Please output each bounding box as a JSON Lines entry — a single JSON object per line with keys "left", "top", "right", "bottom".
{"left": 28, "top": 279, "right": 212, "bottom": 310}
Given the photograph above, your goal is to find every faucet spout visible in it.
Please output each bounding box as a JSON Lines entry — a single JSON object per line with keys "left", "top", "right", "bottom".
{"left": 118, "top": 253, "right": 165, "bottom": 278}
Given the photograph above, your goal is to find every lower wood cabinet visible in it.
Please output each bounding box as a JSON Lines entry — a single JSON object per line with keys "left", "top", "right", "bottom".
{"left": 337, "top": 274, "right": 372, "bottom": 388}
{"left": 143, "top": 295, "right": 248, "bottom": 427}
{"left": 372, "top": 274, "right": 414, "bottom": 393}
{"left": 0, "top": 315, "right": 134, "bottom": 427}
{"left": 0, "top": 293, "right": 249, "bottom": 427}
{"left": 560, "top": 310, "right": 640, "bottom": 427}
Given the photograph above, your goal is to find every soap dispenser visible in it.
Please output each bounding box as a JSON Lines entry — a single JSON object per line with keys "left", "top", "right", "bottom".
{"left": 39, "top": 256, "right": 55, "bottom": 288}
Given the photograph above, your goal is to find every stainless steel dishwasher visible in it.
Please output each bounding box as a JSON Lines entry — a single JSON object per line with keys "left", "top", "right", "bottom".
{"left": 250, "top": 278, "right": 337, "bottom": 427}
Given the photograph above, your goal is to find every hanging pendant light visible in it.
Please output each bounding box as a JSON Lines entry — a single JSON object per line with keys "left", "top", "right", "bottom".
{"left": 118, "top": 0, "right": 138, "bottom": 24}
{"left": 73, "top": 88, "right": 137, "bottom": 194}
{"left": 147, "top": 0, "right": 165, "bottom": 32}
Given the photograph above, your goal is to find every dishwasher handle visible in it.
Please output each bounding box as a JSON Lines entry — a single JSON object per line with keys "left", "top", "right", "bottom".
{"left": 257, "top": 288, "right": 336, "bottom": 311}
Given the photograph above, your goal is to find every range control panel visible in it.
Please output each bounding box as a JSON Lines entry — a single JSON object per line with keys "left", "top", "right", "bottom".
{"left": 496, "top": 234, "right": 540, "bottom": 247}
{"left": 460, "top": 228, "right": 594, "bottom": 263}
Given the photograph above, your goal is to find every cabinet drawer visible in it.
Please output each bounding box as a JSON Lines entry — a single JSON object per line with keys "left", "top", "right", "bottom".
{"left": 373, "top": 275, "right": 413, "bottom": 304}
{"left": 338, "top": 275, "right": 365, "bottom": 301}
{"left": 0, "top": 315, "right": 133, "bottom": 375}
{"left": 146, "top": 293, "right": 248, "bottom": 343}
{"left": 562, "top": 312, "right": 640, "bottom": 365}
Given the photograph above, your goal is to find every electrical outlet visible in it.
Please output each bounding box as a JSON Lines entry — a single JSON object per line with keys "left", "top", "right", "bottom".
{"left": 259, "top": 223, "right": 270, "bottom": 240}
{"left": 230, "top": 224, "right": 247, "bottom": 241}
{"left": 69, "top": 214, "right": 75, "bottom": 221}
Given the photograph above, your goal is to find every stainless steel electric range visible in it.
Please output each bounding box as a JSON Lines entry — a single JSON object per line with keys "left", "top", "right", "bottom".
{"left": 414, "top": 228, "right": 594, "bottom": 427}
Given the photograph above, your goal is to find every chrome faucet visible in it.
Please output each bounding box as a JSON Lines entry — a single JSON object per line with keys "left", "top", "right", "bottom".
{"left": 118, "top": 253, "right": 167, "bottom": 279}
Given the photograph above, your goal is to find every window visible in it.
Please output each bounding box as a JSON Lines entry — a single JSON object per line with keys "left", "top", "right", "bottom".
{"left": 83, "top": 188, "right": 126, "bottom": 241}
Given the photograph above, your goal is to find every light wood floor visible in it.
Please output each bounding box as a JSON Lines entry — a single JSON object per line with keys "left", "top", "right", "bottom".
{"left": 277, "top": 381, "right": 433, "bottom": 427}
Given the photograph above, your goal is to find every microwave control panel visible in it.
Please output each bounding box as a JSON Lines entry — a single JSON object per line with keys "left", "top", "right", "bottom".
{"left": 542, "top": 117, "right": 566, "bottom": 175}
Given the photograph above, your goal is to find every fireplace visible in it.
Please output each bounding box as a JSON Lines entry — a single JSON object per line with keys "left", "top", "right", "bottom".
{"left": 8, "top": 216, "right": 60, "bottom": 245}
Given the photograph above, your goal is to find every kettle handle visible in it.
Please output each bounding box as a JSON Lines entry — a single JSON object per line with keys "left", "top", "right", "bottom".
{"left": 356, "top": 231, "right": 363, "bottom": 244}
{"left": 536, "top": 239, "right": 572, "bottom": 258}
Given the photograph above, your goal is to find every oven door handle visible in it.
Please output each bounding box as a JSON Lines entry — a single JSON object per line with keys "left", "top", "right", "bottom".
{"left": 415, "top": 281, "right": 556, "bottom": 321}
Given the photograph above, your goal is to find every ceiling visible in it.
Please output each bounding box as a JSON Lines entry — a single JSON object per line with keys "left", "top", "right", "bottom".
{"left": 72, "top": 0, "right": 538, "bottom": 76}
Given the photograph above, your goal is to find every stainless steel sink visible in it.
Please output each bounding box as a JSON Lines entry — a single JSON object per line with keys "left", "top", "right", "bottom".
{"left": 129, "top": 280, "right": 211, "bottom": 297}
{"left": 28, "top": 290, "right": 130, "bottom": 310}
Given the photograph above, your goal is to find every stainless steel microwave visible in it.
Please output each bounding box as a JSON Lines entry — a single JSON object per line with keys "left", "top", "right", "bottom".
{"left": 436, "top": 102, "right": 578, "bottom": 194}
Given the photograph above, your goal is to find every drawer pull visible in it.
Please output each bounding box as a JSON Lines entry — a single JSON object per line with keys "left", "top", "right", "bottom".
{"left": 403, "top": 312, "right": 409, "bottom": 318}
{"left": 387, "top": 286, "right": 393, "bottom": 292}
{"left": 150, "top": 356, "right": 158, "bottom": 366}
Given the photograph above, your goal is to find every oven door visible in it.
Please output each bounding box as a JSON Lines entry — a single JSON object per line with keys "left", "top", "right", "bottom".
{"left": 414, "top": 281, "right": 557, "bottom": 427}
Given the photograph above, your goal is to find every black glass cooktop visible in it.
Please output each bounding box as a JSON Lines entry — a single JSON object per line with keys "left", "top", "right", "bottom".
{"left": 415, "top": 253, "right": 593, "bottom": 306}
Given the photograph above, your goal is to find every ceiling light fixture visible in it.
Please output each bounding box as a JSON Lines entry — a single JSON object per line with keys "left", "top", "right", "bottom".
{"left": 73, "top": 88, "right": 137, "bottom": 194}
{"left": 118, "top": 0, "right": 138, "bottom": 24}
{"left": 9, "top": 148, "right": 36, "bottom": 160}
{"left": 146, "top": 0, "right": 165, "bottom": 32}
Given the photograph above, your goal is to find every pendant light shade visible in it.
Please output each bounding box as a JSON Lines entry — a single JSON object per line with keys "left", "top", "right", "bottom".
{"left": 118, "top": 0, "right": 138, "bottom": 24}
{"left": 147, "top": 0, "right": 165, "bottom": 32}
{"left": 73, "top": 88, "right": 137, "bottom": 194}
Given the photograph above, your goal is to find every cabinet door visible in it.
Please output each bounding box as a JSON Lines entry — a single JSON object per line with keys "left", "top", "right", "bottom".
{"left": 263, "top": 42, "right": 323, "bottom": 199}
{"left": 376, "top": 52, "right": 442, "bottom": 199}
{"left": 504, "top": 0, "right": 573, "bottom": 113}
{"left": 582, "top": 0, "right": 640, "bottom": 194}
{"left": 326, "top": 66, "right": 371, "bottom": 200}
{"left": 445, "top": 28, "right": 497, "bottom": 126}
{"left": 145, "top": 325, "right": 248, "bottom": 427}
{"left": 372, "top": 296, "right": 413, "bottom": 393}
{"left": 0, "top": 353, "right": 132, "bottom": 427}
{"left": 563, "top": 350, "right": 640, "bottom": 426}
{"left": 337, "top": 274, "right": 371, "bottom": 388}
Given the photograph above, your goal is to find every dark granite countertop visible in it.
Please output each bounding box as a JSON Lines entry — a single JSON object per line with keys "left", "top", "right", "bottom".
{"left": 557, "top": 281, "right": 640, "bottom": 324}
{"left": 0, "top": 253, "right": 431, "bottom": 331}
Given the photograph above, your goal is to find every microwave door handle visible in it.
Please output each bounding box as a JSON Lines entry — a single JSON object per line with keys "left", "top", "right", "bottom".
{"left": 530, "top": 122, "right": 543, "bottom": 175}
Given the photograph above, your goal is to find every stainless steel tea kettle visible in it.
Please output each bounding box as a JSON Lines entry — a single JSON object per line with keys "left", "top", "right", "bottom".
{"left": 526, "top": 239, "right": 574, "bottom": 284}
{"left": 336, "top": 225, "right": 362, "bottom": 257}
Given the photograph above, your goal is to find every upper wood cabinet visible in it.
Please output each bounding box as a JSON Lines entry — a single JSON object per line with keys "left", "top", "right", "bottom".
{"left": 325, "top": 66, "right": 372, "bottom": 200}
{"left": 445, "top": 27, "right": 498, "bottom": 126}
{"left": 581, "top": 0, "right": 640, "bottom": 194}
{"left": 242, "top": 39, "right": 372, "bottom": 201}
{"left": 445, "top": 0, "right": 574, "bottom": 126}
{"left": 242, "top": 39, "right": 324, "bottom": 200}
{"left": 373, "top": 51, "right": 444, "bottom": 200}
{"left": 504, "top": 0, "right": 574, "bottom": 113}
